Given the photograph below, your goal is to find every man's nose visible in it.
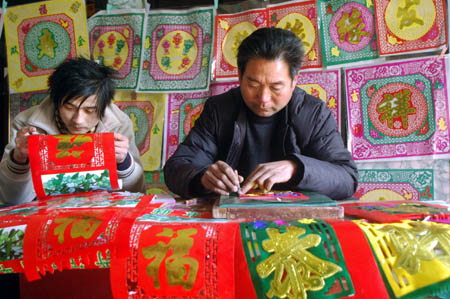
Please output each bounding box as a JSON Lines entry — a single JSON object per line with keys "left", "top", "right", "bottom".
{"left": 71, "top": 109, "right": 85, "bottom": 123}
{"left": 258, "top": 87, "right": 271, "bottom": 103}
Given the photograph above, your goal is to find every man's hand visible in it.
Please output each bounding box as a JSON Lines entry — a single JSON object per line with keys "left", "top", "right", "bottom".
{"left": 240, "top": 160, "right": 297, "bottom": 193}
{"left": 13, "top": 126, "right": 37, "bottom": 163}
{"left": 114, "top": 133, "right": 130, "bottom": 164}
{"left": 200, "top": 160, "right": 243, "bottom": 195}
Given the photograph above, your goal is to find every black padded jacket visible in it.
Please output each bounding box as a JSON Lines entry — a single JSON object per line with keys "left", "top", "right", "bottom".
{"left": 164, "top": 87, "right": 358, "bottom": 200}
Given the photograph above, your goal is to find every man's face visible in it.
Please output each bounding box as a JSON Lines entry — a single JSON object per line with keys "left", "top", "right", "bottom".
{"left": 58, "top": 95, "right": 100, "bottom": 134}
{"left": 239, "top": 58, "right": 298, "bottom": 117}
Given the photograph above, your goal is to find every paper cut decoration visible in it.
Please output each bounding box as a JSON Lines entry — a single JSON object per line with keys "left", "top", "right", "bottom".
{"left": 373, "top": 0, "right": 448, "bottom": 55}
{"left": 357, "top": 220, "right": 450, "bottom": 298}
{"left": 342, "top": 201, "right": 450, "bottom": 223}
{"left": 138, "top": 7, "right": 214, "bottom": 92}
{"left": 165, "top": 81, "right": 239, "bottom": 162}
{"left": 4, "top": 0, "right": 90, "bottom": 93}
{"left": 144, "top": 171, "right": 174, "bottom": 197}
{"left": 240, "top": 220, "right": 354, "bottom": 298}
{"left": 297, "top": 69, "right": 341, "bottom": 130}
{"left": 28, "top": 133, "right": 119, "bottom": 199}
{"left": 88, "top": 9, "right": 145, "bottom": 90}
{"left": 9, "top": 90, "right": 49, "bottom": 137}
{"left": 268, "top": 0, "right": 322, "bottom": 69}
{"left": 214, "top": 8, "right": 267, "bottom": 80}
{"left": 317, "top": 0, "right": 379, "bottom": 66}
{"left": 110, "top": 222, "right": 238, "bottom": 298}
{"left": 345, "top": 56, "right": 450, "bottom": 161}
{"left": 355, "top": 168, "right": 435, "bottom": 201}
{"left": 113, "top": 91, "right": 166, "bottom": 171}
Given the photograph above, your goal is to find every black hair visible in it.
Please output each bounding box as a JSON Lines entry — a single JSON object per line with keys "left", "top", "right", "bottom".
{"left": 48, "top": 57, "right": 117, "bottom": 118}
{"left": 237, "top": 27, "right": 305, "bottom": 81}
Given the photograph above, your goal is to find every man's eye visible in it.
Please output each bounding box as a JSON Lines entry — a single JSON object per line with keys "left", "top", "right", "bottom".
{"left": 85, "top": 109, "right": 97, "bottom": 114}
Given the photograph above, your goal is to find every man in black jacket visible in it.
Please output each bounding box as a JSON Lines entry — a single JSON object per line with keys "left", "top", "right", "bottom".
{"left": 164, "top": 27, "right": 357, "bottom": 200}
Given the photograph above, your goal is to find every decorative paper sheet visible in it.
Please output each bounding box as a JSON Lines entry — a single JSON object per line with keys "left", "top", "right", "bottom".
{"left": 214, "top": 8, "right": 268, "bottom": 80}
{"left": 240, "top": 219, "right": 354, "bottom": 298}
{"left": 4, "top": 0, "right": 90, "bottom": 93}
{"left": 297, "top": 69, "right": 341, "bottom": 130}
{"left": 342, "top": 201, "right": 450, "bottom": 223}
{"left": 356, "top": 220, "right": 450, "bottom": 298}
{"left": 345, "top": 56, "right": 450, "bottom": 161}
{"left": 137, "top": 7, "right": 214, "bottom": 92}
{"left": 110, "top": 222, "right": 238, "bottom": 298}
{"left": 317, "top": 0, "right": 378, "bottom": 66}
{"left": 113, "top": 91, "right": 166, "bottom": 171}
{"left": 165, "top": 81, "right": 239, "bottom": 162}
{"left": 88, "top": 9, "right": 146, "bottom": 90}
{"left": 268, "top": 0, "right": 322, "bottom": 69}
{"left": 355, "top": 159, "right": 450, "bottom": 201}
{"left": 0, "top": 224, "right": 26, "bottom": 274}
{"left": 9, "top": 91, "right": 49, "bottom": 138}
{"left": 28, "top": 133, "right": 119, "bottom": 199}
{"left": 144, "top": 170, "right": 174, "bottom": 197}
{"left": 374, "top": 0, "right": 448, "bottom": 55}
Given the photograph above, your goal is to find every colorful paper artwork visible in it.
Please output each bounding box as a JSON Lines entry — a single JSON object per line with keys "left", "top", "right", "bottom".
{"left": 4, "top": 0, "right": 90, "bottom": 93}
{"left": 374, "top": 0, "right": 448, "bottom": 55}
{"left": 113, "top": 91, "right": 166, "bottom": 171}
{"left": 9, "top": 90, "right": 49, "bottom": 137}
{"left": 88, "top": 9, "right": 146, "bottom": 90}
{"left": 138, "top": 7, "right": 214, "bottom": 92}
{"left": 317, "top": 0, "right": 378, "bottom": 66}
{"left": 268, "top": 0, "right": 322, "bottom": 69}
{"left": 144, "top": 170, "right": 173, "bottom": 196}
{"left": 214, "top": 8, "right": 268, "bottom": 80}
{"left": 240, "top": 219, "right": 354, "bottom": 298}
{"left": 356, "top": 220, "right": 450, "bottom": 298}
{"left": 297, "top": 69, "right": 341, "bottom": 130}
{"left": 165, "top": 81, "right": 239, "bottom": 162}
{"left": 28, "top": 133, "right": 119, "bottom": 199}
{"left": 345, "top": 56, "right": 450, "bottom": 161}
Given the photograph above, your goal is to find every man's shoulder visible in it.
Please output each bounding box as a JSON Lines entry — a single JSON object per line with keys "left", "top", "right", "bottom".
{"left": 289, "top": 87, "right": 327, "bottom": 113}
{"left": 100, "top": 103, "right": 132, "bottom": 130}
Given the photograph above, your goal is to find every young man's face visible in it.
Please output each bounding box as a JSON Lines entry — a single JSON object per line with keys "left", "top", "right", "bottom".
{"left": 58, "top": 95, "right": 100, "bottom": 134}
{"left": 239, "top": 58, "right": 298, "bottom": 117}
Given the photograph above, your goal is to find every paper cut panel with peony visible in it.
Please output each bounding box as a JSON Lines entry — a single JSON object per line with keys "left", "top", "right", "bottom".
{"left": 317, "top": 0, "right": 379, "bottom": 66}
{"left": 4, "top": 0, "right": 89, "bottom": 93}
{"left": 138, "top": 7, "right": 214, "bottom": 92}
{"left": 373, "top": 0, "right": 448, "bottom": 55}
{"left": 345, "top": 56, "right": 450, "bottom": 161}
{"left": 113, "top": 91, "right": 166, "bottom": 171}
{"left": 268, "top": 0, "right": 322, "bottom": 69}
{"left": 88, "top": 10, "right": 145, "bottom": 89}
{"left": 214, "top": 8, "right": 268, "bottom": 80}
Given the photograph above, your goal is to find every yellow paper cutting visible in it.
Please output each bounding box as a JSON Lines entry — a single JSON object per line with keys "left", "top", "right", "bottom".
{"left": 355, "top": 220, "right": 450, "bottom": 297}
{"left": 4, "top": 0, "right": 89, "bottom": 93}
{"left": 113, "top": 91, "right": 166, "bottom": 171}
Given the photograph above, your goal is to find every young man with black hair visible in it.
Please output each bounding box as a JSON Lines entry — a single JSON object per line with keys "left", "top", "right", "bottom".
{"left": 0, "top": 57, "right": 145, "bottom": 205}
{"left": 164, "top": 27, "right": 358, "bottom": 200}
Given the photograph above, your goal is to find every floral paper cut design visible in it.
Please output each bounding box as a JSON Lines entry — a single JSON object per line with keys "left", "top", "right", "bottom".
{"left": 345, "top": 56, "right": 450, "bottom": 161}
{"left": 4, "top": 0, "right": 89, "bottom": 93}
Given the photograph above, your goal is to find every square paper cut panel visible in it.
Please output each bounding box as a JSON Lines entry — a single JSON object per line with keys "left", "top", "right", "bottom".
{"left": 88, "top": 9, "right": 145, "bottom": 90}
{"left": 113, "top": 91, "right": 166, "bottom": 171}
{"left": 297, "top": 69, "right": 340, "bottom": 131}
{"left": 317, "top": 0, "right": 378, "bottom": 66}
{"left": 268, "top": 0, "right": 322, "bottom": 69}
{"left": 345, "top": 56, "right": 450, "bottom": 161}
{"left": 4, "top": 0, "right": 89, "bottom": 93}
{"left": 374, "top": 0, "right": 448, "bottom": 55}
{"left": 165, "top": 81, "right": 239, "bottom": 162}
{"left": 138, "top": 7, "right": 214, "bottom": 92}
{"left": 214, "top": 9, "right": 268, "bottom": 80}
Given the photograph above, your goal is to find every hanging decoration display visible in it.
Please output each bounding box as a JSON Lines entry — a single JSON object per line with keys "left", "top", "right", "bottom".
{"left": 4, "top": 0, "right": 90, "bottom": 93}
{"left": 88, "top": 9, "right": 146, "bottom": 90}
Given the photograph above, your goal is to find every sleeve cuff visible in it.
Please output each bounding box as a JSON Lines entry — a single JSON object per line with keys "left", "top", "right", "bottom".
{"left": 117, "top": 152, "right": 132, "bottom": 171}
{"left": 7, "top": 150, "right": 30, "bottom": 175}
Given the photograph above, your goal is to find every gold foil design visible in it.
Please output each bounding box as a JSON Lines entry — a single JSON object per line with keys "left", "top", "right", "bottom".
{"left": 257, "top": 226, "right": 342, "bottom": 299}
{"left": 336, "top": 8, "right": 370, "bottom": 44}
{"left": 381, "top": 221, "right": 450, "bottom": 274}
{"left": 53, "top": 215, "right": 102, "bottom": 244}
{"left": 142, "top": 228, "right": 199, "bottom": 290}
{"left": 55, "top": 135, "right": 93, "bottom": 159}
